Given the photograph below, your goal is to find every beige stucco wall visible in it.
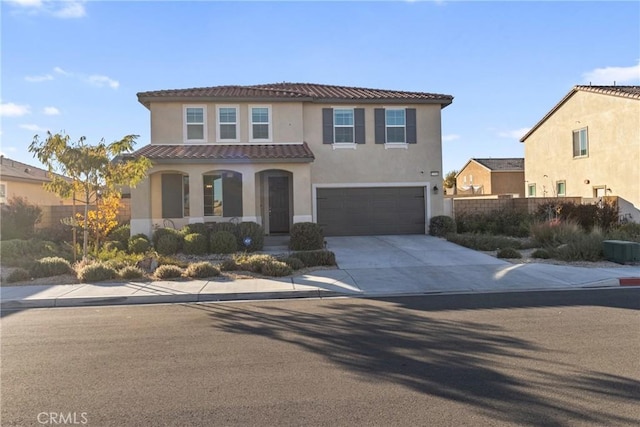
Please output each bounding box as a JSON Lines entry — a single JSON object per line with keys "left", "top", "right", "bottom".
{"left": 149, "top": 102, "right": 304, "bottom": 144}
{"left": 457, "top": 162, "right": 491, "bottom": 194}
{"left": 0, "top": 180, "right": 73, "bottom": 206}
{"left": 492, "top": 172, "right": 525, "bottom": 197}
{"left": 524, "top": 91, "right": 640, "bottom": 214}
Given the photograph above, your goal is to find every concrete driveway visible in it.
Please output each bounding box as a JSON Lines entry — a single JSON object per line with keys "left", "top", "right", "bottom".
{"left": 322, "top": 235, "right": 639, "bottom": 296}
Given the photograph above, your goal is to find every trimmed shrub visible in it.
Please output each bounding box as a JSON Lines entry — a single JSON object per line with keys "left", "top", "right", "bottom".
{"left": 446, "top": 233, "right": 522, "bottom": 251}
{"left": 429, "top": 215, "right": 456, "bottom": 237}
{"left": 219, "top": 258, "right": 239, "bottom": 271}
{"left": 235, "top": 222, "right": 264, "bottom": 252}
{"left": 107, "top": 224, "right": 131, "bottom": 248}
{"left": 289, "top": 222, "right": 324, "bottom": 251}
{"left": 279, "top": 256, "right": 305, "bottom": 271}
{"left": 152, "top": 227, "right": 183, "bottom": 249}
{"left": 554, "top": 229, "right": 605, "bottom": 262}
{"left": 290, "top": 250, "right": 336, "bottom": 267}
{"left": 154, "top": 264, "right": 183, "bottom": 280}
{"left": 103, "top": 240, "right": 124, "bottom": 252}
{"left": 33, "top": 224, "right": 73, "bottom": 244}
{"left": 233, "top": 254, "right": 274, "bottom": 273}
{"left": 210, "top": 222, "right": 237, "bottom": 234}
{"left": 128, "top": 237, "right": 151, "bottom": 254}
{"left": 77, "top": 262, "right": 118, "bottom": 282}
{"left": 530, "top": 220, "right": 582, "bottom": 247}
{"left": 456, "top": 208, "right": 531, "bottom": 237}
{"left": 0, "top": 196, "right": 42, "bottom": 240}
{"left": 156, "top": 234, "right": 180, "bottom": 256}
{"left": 183, "top": 233, "right": 208, "bottom": 255}
{"left": 210, "top": 231, "right": 237, "bottom": 254}
{"left": 531, "top": 248, "right": 551, "bottom": 259}
{"left": 181, "top": 223, "right": 209, "bottom": 237}
{"left": 157, "top": 255, "right": 188, "bottom": 268}
{"left": 535, "top": 201, "right": 619, "bottom": 232}
{"left": 6, "top": 268, "right": 31, "bottom": 283}
{"left": 260, "top": 260, "right": 292, "bottom": 277}
{"left": 185, "top": 261, "right": 220, "bottom": 279}
{"left": 497, "top": 248, "right": 522, "bottom": 259}
{"left": 118, "top": 266, "right": 145, "bottom": 280}
{"left": 30, "top": 257, "right": 74, "bottom": 278}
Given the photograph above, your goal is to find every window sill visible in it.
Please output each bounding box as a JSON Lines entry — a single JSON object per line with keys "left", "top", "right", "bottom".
{"left": 384, "top": 143, "right": 408, "bottom": 150}
{"left": 573, "top": 155, "right": 589, "bottom": 159}
{"left": 332, "top": 143, "right": 357, "bottom": 150}
{"left": 184, "top": 140, "right": 208, "bottom": 144}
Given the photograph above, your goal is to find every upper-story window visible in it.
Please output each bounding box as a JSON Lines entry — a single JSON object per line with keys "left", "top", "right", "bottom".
{"left": 250, "top": 106, "right": 271, "bottom": 141}
{"left": 573, "top": 128, "right": 588, "bottom": 157}
{"left": 334, "top": 109, "right": 354, "bottom": 143}
{"left": 184, "top": 106, "right": 206, "bottom": 142}
{"left": 385, "top": 109, "right": 406, "bottom": 143}
{"left": 217, "top": 106, "right": 239, "bottom": 142}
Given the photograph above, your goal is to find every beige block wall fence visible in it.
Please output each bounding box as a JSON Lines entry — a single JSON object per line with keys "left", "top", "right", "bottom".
{"left": 36, "top": 199, "right": 131, "bottom": 230}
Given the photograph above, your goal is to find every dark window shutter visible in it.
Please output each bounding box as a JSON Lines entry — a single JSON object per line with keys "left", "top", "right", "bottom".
{"left": 161, "top": 174, "right": 184, "bottom": 218}
{"left": 374, "top": 108, "right": 385, "bottom": 144}
{"left": 223, "top": 173, "right": 243, "bottom": 217}
{"left": 354, "top": 108, "right": 365, "bottom": 144}
{"left": 322, "top": 108, "right": 333, "bottom": 144}
{"left": 406, "top": 108, "right": 417, "bottom": 144}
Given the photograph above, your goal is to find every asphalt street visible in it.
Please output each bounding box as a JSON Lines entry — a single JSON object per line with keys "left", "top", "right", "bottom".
{"left": 1, "top": 289, "right": 639, "bottom": 426}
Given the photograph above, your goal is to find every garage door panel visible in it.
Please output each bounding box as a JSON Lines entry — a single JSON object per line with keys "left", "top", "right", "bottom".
{"left": 317, "top": 187, "right": 425, "bottom": 236}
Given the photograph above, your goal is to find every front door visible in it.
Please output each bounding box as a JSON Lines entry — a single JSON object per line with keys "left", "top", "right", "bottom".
{"left": 268, "top": 176, "right": 290, "bottom": 234}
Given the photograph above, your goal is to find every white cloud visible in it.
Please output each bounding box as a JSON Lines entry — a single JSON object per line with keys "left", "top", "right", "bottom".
{"left": 54, "top": 66, "right": 71, "bottom": 76}
{"left": 0, "top": 102, "right": 31, "bottom": 117}
{"left": 87, "top": 75, "right": 120, "bottom": 89}
{"left": 498, "top": 127, "right": 531, "bottom": 139}
{"left": 25, "top": 73, "right": 54, "bottom": 83}
{"left": 19, "top": 124, "right": 47, "bottom": 132}
{"left": 7, "top": 0, "right": 86, "bottom": 19}
{"left": 442, "top": 134, "right": 460, "bottom": 142}
{"left": 582, "top": 60, "right": 640, "bottom": 85}
{"left": 43, "top": 106, "right": 61, "bottom": 115}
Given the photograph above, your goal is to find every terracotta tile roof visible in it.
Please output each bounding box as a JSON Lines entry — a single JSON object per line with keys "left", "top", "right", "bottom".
{"left": 137, "top": 83, "right": 453, "bottom": 107}
{"left": 130, "top": 143, "right": 315, "bottom": 163}
{"left": 473, "top": 158, "right": 524, "bottom": 171}
{"left": 521, "top": 85, "right": 640, "bottom": 142}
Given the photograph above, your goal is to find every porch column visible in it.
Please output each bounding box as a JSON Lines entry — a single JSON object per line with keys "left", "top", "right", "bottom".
{"left": 130, "top": 176, "right": 152, "bottom": 237}
{"left": 293, "top": 165, "right": 313, "bottom": 223}
{"left": 188, "top": 172, "right": 204, "bottom": 224}
{"left": 241, "top": 171, "right": 258, "bottom": 223}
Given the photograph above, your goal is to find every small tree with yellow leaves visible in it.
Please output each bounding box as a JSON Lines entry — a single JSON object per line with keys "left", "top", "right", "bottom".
{"left": 75, "top": 193, "right": 122, "bottom": 253}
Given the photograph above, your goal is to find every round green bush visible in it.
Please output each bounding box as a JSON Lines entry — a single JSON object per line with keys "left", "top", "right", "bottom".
{"left": 29, "top": 256, "right": 74, "bottom": 278}
{"left": 210, "top": 231, "right": 238, "bottom": 254}
{"left": 77, "top": 262, "right": 118, "bottom": 282}
{"left": 154, "top": 264, "right": 183, "bottom": 280}
{"left": 152, "top": 227, "right": 183, "bottom": 249}
{"left": 107, "top": 224, "right": 131, "bottom": 248}
{"left": 290, "top": 250, "right": 336, "bottom": 267}
{"left": 103, "top": 240, "right": 125, "bottom": 252}
{"left": 181, "top": 223, "right": 209, "bottom": 237}
{"left": 185, "top": 261, "right": 220, "bottom": 279}
{"left": 128, "top": 237, "right": 151, "bottom": 254}
{"left": 235, "top": 222, "right": 264, "bottom": 252}
{"left": 260, "top": 260, "right": 292, "bottom": 277}
{"left": 496, "top": 248, "right": 522, "bottom": 259}
{"left": 118, "top": 266, "right": 145, "bottom": 280}
{"left": 6, "top": 268, "right": 31, "bottom": 283}
{"left": 531, "top": 248, "right": 551, "bottom": 259}
{"left": 279, "top": 256, "right": 305, "bottom": 271}
{"left": 429, "top": 215, "right": 457, "bottom": 237}
{"left": 183, "top": 233, "right": 208, "bottom": 255}
{"left": 289, "top": 222, "right": 324, "bottom": 251}
{"left": 156, "top": 234, "right": 180, "bottom": 256}
{"left": 210, "top": 222, "right": 237, "bottom": 234}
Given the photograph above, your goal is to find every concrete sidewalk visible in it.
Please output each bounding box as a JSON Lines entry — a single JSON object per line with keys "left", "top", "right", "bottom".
{"left": 2, "top": 235, "right": 639, "bottom": 310}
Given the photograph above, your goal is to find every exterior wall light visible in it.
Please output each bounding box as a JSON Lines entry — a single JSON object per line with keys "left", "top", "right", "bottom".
{"left": 433, "top": 185, "right": 439, "bottom": 194}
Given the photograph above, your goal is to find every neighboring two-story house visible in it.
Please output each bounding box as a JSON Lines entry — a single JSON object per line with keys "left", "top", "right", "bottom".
{"left": 520, "top": 85, "right": 639, "bottom": 221}
{"left": 0, "top": 156, "right": 72, "bottom": 206}
{"left": 129, "top": 83, "right": 453, "bottom": 236}
{"left": 455, "top": 158, "right": 524, "bottom": 197}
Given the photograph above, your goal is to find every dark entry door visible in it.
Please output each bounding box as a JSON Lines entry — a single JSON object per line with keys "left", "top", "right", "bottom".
{"left": 268, "top": 176, "right": 290, "bottom": 233}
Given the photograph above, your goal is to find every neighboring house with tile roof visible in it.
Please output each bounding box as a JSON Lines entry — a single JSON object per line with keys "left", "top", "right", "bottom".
{"left": 129, "top": 82, "right": 453, "bottom": 236}
{"left": 455, "top": 158, "right": 525, "bottom": 197}
{"left": 520, "top": 85, "right": 640, "bottom": 221}
{"left": 0, "top": 156, "right": 73, "bottom": 206}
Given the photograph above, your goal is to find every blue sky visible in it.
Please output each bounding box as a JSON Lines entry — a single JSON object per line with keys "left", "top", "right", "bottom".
{"left": 1, "top": 0, "right": 639, "bottom": 175}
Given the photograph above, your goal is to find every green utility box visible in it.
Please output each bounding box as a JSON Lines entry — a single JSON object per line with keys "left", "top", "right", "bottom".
{"left": 602, "top": 240, "right": 640, "bottom": 264}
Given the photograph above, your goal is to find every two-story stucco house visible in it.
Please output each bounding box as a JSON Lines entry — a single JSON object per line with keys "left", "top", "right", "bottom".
{"left": 129, "top": 83, "right": 453, "bottom": 237}
{"left": 0, "top": 156, "right": 73, "bottom": 206}
{"left": 520, "top": 85, "right": 640, "bottom": 221}
{"left": 455, "top": 158, "right": 525, "bottom": 197}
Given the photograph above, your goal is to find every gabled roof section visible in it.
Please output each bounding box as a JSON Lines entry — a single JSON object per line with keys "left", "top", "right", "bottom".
{"left": 0, "top": 156, "right": 68, "bottom": 183}
{"left": 520, "top": 85, "right": 640, "bottom": 142}
{"left": 137, "top": 83, "right": 453, "bottom": 108}
{"left": 129, "top": 143, "right": 315, "bottom": 164}
{"left": 473, "top": 158, "right": 524, "bottom": 171}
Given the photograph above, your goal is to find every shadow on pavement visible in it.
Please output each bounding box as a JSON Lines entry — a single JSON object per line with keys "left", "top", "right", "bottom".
{"left": 194, "top": 289, "right": 639, "bottom": 426}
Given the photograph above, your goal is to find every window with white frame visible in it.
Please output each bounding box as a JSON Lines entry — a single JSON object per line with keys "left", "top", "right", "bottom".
{"left": 0, "top": 183, "right": 6, "bottom": 201}
{"left": 217, "top": 106, "right": 238, "bottom": 141}
{"left": 556, "top": 181, "right": 566, "bottom": 197}
{"left": 250, "top": 106, "right": 271, "bottom": 141}
{"left": 385, "top": 109, "right": 406, "bottom": 143}
{"left": 334, "top": 109, "right": 354, "bottom": 143}
{"left": 572, "top": 128, "right": 588, "bottom": 157}
{"left": 528, "top": 183, "right": 536, "bottom": 197}
{"left": 184, "top": 106, "right": 206, "bottom": 142}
